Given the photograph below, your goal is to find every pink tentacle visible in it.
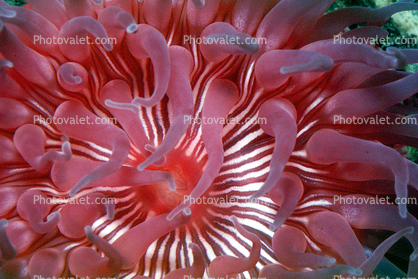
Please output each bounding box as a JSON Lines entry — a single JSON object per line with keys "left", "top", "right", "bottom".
{"left": 68, "top": 226, "right": 122, "bottom": 277}
{"left": 251, "top": 98, "right": 298, "bottom": 199}
{"left": 57, "top": 193, "right": 109, "bottom": 239}
{"left": 267, "top": 172, "right": 304, "bottom": 231}
{"left": 16, "top": 190, "right": 60, "bottom": 234}
{"left": 307, "top": 211, "right": 367, "bottom": 268}
{"left": 13, "top": 124, "right": 71, "bottom": 173}
{"left": 53, "top": 101, "right": 130, "bottom": 197}
{"left": 52, "top": 156, "right": 176, "bottom": 191}
{"left": 58, "top": 17, "right": 113, "bottom": 63}
{"left": 137, "top": 46, "right": 194, "bottom": 170}
{"left": 0, "top": 22, "right": 56, "bottom": 88}
{"left": 166, "top": 79, "right": 239, "bottom": 221}
{"left": 255, "top": 50, "right": 333, "bottom": 90}
{"left": 306, "top": 129, "right": 409, "bottom": 218}
{"left": 28, "top": 248, "right": 66, "bottom": 278}
{"left": 164, "top": 243, "right": 206, "bottom": 279}
{"left": 126, "top": 24, "right": 170, "bottom": 107}
{"left": 112, "top": 212, "right": 191, "bottom": 269}
{"left": 208, "top": 215, "right": 261, "bottom": 278}
{"left": 272, "top": 226, "right": 336, "bottom": 269}
{"left": 63, "top": 0, "right": 96, "bottom": 18}
{"left": 25, "top": 0, "right": 69, "bottom": 28}
{"left": 0, "top": 98, "right": 35, "bottom": 130}
{"left": 98, "top": 6, "right": 137, "bottom": 45}
{"left": 200, "top": 22, "right": 259, "bottom": 63}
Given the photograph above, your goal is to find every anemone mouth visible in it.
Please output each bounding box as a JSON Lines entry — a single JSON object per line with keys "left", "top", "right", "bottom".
{"left": 1, "top": 0, "right": 418, "bottom": 279}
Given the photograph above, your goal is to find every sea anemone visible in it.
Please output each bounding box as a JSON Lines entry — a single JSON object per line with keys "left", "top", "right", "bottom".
{"left": 1, "top": 0, "right": 418, "bottom": 278}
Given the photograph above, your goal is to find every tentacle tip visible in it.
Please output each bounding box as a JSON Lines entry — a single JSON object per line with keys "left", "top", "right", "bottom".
{"left": 240, "top": 42, "right": 259, "bottom": 55}
{"left": 328, "top": 258, "right": 336, "bottom": 265}
{"left": 192, "top": 0, "right": 205, "bottom": 9}
{"left": 279, "top": 67, "right": 291, "bottom": 75}
{"left": 188, "top": 243, "right": 198, "bottom": 249}
{"left": 183, "top": 207, "right": 191, "bottom": 216}
{"left": 269, "top": 224, "right": 279, "bottom": 231}
{"left": 229, "top": 215, "right": 238, "bottom": 224}
{"left": 0, "top": 7, "right": 16, "bottom": 18}
{"left": 69, "top": 191, "right": 76, "bottom": 198}
{"left": 410, "top": 253, "right": 417, "bottom": 261}
{"left": 250, "top": 193, "right": 261, "bottom": 200}
{"left": 406, "top": 226, "right": 415, "bottom": 234}
{"left": 168, "top": 181, "right": 176, "bottom": 191}
{"left": 61, "top": 141, "right": 72, "bottom": 158}
{"left": 399, "top": 206, "right": 407, "bottom": 219}
{"left": 350, "top": 268, "right": 363, "bottom": 276}
{"left": 103, "top": 44, "right": 113, "bottom": 52}
{"left": 387, "top": 47, "right": 407, "bottom": 69}
{"left": 60, "top": 134, "right": 69, "bottom": 142}
{"left": 166, "top": 211, "right": 177, "bottom": 221}
{"left": 0, "top": 219, "right": 7, "bottom": 228}
{"left": 127, "top": 23, "right": 138, "bottom": 34}
{"left": 84, "top": 225, "right": 93, "bottom": 236}
{"left": 47, "top": 211, "right": 61, "bottom": 222}
{"left": 104, "top": 99, "right": 113, "bottom": 107}
{"left": 137, "top": 164, "right": 146, "bottom": 171}
{"left": 0, "top": 60, "right": 13, "bottom": 69}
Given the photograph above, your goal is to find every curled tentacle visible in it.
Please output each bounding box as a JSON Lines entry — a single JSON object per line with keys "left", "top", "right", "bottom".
{"left": 306, "top": 129, "right": 409, "bottom": 218}
{"left": 100, "top": 80, "right": 154, "bottom": 159}
{"left": 112, "top": 212, "right": 191, "bottom": 269}
{"left": 52, "top": 157, "right": 176, "bottom": 192}
{"left": 63, "top": 0, "right": 96, "bottom": 18}
{"left": 16, "top": 190, "right": 61, "bottom": 234}
{"left": 255, "top": 50, "right": 333, "bottom": 90}
{"left": 137, "top": 46, "right": 194, "bottom": 170}
{"left": 57, "top": 62, "right": 89, "bottom": 92}
{"left": 68, "top": 226, "right": 122, "bottom": 277}
{"left": 164, "top": 243, "right": 206, "bottom": 279}
{"left": 272, "top": 226, "right": 336, "bottom": 269}
{"left": 54, "top": 101, "right": 130, "bottom": 197}
{"left": 57, "top": 193, "right": 109, "bottom": 239}
{"left": 28, "top": 248, "right": 66, "bottom": 278}
{"left": 200, "top": 22, "right": 259, "bottom": 63}
{"left": 58, "top": 17, "right": 113, "bottom": 63}
{"left": 251, "top": 98, "right": 298, "bottom": 199}
{"left": 329, "top": 194, "right": 418, "bottom": 261}
{"left": 208, "top": 215, "right": 261, "bottom": 278}
{"left": 0, "top": 22, "right": 56, "bottom": 88}
{"left": 13, "top": 124, "right": 72, "bottom": 173}
{"left": 307, "top": 211, "right": 367, "bottom": 268}
{"left": 126, "top": 24, "right": 170, "bottom": 107}
{"left": 98, "top": 6, "right": 137, "bottom": 45}
{"left": 268, "top": 172, "right": 303, "bottom": 231}
{"left": 166, "top": 79, "right": 239, "bottom": 221}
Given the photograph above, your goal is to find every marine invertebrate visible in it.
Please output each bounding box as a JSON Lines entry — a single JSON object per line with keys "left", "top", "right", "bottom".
{"left": 1, "top": 0, "right": 418, "bottom": 278}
